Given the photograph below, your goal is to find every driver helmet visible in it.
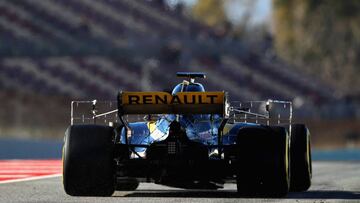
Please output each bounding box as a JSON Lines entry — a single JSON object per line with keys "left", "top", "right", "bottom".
{"left": 170, "top": 82, "right": 209, "bottom": 125}
{"left": 171, "top": 83, "right": 205, "bottom": 95}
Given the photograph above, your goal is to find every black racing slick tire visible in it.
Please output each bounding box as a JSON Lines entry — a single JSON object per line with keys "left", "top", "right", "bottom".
{"left": 236, "top": 126, "right": 290, "bottom": 197}
{"left": 289, "top": 124, "right": 312, "bottom": 192}
{"left": 116, "top": 178, "right": 140, "bottom": 191}
{"left": 63, "top": 125, "right": 115, "bottom": 196}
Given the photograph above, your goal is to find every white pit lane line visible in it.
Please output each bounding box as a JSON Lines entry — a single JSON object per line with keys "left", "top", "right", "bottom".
{"left": 0, "top": 173, "right": 62, "bottom": 184}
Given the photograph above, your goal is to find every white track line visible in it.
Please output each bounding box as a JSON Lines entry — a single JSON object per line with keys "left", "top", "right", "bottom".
{"left": 0, "top": 175, "right": 31, "bottom": 178}
{"left": 0, "top": 173, "right": 61, "bottom": 184}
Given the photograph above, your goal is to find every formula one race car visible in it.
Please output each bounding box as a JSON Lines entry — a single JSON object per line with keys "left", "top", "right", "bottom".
{"left": 62, "top": 72, "right": 312, "bottom": 197}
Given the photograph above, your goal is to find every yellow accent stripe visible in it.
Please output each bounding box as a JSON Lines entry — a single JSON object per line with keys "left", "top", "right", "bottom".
{"left": 147, "top": 121, "right": 156, "bottom": 133}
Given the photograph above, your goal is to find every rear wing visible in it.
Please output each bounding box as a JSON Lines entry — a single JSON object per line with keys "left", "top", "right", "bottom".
{"left": 70, "top": 95, "right": 291, "bottom": 127}
{"left": 118, "top": 91, "right": 227, "bottom": 116}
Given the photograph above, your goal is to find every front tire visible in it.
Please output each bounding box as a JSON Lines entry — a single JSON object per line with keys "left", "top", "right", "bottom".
{"left": 63, "top": 125, "right": 115, "bottom": 196}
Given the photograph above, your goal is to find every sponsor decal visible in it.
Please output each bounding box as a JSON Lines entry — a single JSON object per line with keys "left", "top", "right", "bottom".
{"left": 122, "top": 92, "right": 224, "bottom": 105}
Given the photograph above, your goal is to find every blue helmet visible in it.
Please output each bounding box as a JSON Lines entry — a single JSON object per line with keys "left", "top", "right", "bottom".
{"left": 171, "top": 83, "right": 205, "bottom": 95}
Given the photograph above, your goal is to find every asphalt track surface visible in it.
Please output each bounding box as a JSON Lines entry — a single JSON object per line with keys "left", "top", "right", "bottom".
{"left": 0, "top": 161, "right": 359, "bottom": 203}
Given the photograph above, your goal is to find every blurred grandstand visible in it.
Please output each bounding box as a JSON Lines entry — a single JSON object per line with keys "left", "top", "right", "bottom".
{"left": 0, "top": 0, "right": 359, "bottom": 147}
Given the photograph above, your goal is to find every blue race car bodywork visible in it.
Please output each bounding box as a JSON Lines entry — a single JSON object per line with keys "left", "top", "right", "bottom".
{"left": 124, "top": 114, "right": 259, "bottom": 156}
{"left": 63, "top": 72, "right": 312, "bottom": 197}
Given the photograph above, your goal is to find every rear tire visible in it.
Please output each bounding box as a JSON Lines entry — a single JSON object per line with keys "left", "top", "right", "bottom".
{"left": 289, "top": 124, "right": 312, "bottom": 192}
{"left": 115, "top": 178, "right": 139, "bottom": 191}
{"left": 63, "top": 125, "right": 115, "bottom": 196}
{"left": 236, "top": 126, "right": 290, "bottom": 197}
